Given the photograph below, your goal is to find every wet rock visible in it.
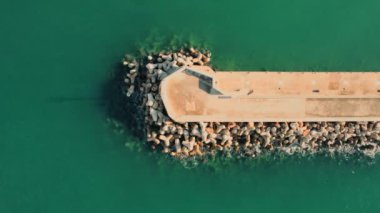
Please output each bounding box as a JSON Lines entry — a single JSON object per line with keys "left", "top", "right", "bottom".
{"left": 146, "top": 63, "right": 157, "bottom": 72}
{"left": 159, "top": 134, "right": 173, "bottom": 148}
{"left": 128, "top": 63, "right": 135, "bottom": 69}
{"left": 174, "top": 138, "right": 182, "bottom": 153}
{"left": 149, "top": 108, "right": 158, "bottom": 122}
{"left": 182, "top": 137, "right": 196, "bottom": 151}
{"left": 126, "top": 85, "right": 134, "bottom": 97}
{"left": 176, "top": 57, "right": 186, "bottom": 66}
{"left": 147, "top": 131, "right": 160, "bottom": 145}
{"left": 157, "top": 69, "right": 168, "bottom": 80}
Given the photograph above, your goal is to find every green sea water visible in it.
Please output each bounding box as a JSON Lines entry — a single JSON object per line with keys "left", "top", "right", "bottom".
{"left": 1, "top": 0, "right": 380, "bottom": 212}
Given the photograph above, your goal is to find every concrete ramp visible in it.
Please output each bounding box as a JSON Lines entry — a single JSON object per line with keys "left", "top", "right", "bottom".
{"left": 160, "top": 66, "right": 380, "bottom": 122}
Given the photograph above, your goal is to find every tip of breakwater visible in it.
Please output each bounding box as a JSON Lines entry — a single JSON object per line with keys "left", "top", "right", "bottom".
{"left": 105, "top": 46, "right": 380, "bottom": 165}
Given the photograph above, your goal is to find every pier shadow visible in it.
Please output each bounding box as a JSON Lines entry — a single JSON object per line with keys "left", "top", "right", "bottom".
{"left": 102, "top": 63, "right": 145, "bottom": 140}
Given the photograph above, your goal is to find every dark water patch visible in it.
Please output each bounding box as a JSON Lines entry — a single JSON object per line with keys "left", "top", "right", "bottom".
{"left": 102, "top": 62, "right": 146, "bottom": 139}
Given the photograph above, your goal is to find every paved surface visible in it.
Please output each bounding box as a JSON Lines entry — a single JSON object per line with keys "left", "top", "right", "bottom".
{"left": 160, "top": 66, "right": 380, "bottom": 122}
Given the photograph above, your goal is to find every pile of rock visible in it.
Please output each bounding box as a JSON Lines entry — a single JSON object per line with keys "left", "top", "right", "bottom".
{"left": 121, "top": 48, "right": 380, "bottom": 159}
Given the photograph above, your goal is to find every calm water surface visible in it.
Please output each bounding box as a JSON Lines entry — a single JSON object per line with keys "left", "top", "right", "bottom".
{"left": 1, "top": 0, "right": 380, "bottom": 212}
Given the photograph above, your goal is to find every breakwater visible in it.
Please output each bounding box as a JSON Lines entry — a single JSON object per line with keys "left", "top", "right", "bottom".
{"left": 121, "top": 48, "right": 380, "bottom": 159}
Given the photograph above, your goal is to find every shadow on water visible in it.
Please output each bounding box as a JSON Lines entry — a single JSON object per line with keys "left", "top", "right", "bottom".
{"left": 101, "top": 62, "right": 145, "bottom": 139}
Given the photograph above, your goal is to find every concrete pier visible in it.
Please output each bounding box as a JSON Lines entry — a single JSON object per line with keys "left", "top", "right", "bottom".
{"left": 160, "top": 66, "right": 380, "bottom": 122}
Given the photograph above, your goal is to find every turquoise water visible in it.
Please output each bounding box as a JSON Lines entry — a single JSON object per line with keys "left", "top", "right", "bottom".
{"left": 1, "top": 0, "right": 380, "bottom": 212}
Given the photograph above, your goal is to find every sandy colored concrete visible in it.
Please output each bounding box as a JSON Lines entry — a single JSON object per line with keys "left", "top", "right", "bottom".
{"left": 160, "top": 66, "right": 380, "bottom": 122}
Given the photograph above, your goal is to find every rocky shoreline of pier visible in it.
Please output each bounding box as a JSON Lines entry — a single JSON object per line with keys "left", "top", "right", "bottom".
{"left": 120, "top": 48, "right": 380, "bottom": 159}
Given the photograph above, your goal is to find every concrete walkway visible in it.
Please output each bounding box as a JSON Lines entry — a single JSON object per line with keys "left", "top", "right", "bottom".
{"left": 160, "top": 66, "right": 380, "bottom": 122}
